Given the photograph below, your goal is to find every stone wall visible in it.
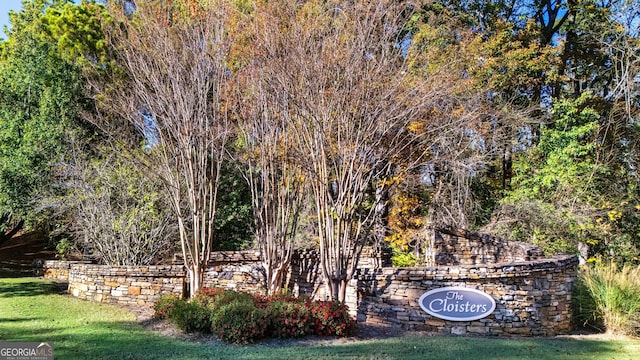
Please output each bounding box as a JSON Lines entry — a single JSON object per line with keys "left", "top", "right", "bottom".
{"left": 202, "top": 251, "right": 265, "bottom": 293}
{"left": 198, "top": 247, "right": 390, "bottom": 298}
{"left": 41, "top": 260, "right": 83, "bottom": 282}
{"left": 67, "top": 263, "right": 184, "bottom": 305}
{"left": 351, "top": 254, "right": 578, "bottom": 336}
{"left": 432, "top": 228, "right": 545, "bottom": 265}
{"left": 56, "top": 248, "right": 388, "bottom": 304}
{"left": 38, "top": 230, "right": 579, "bottom": 336}
{"left": 286, "top": 247, "right": 392, "bottom": 299}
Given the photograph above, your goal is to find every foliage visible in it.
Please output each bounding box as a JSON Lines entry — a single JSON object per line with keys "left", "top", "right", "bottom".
{"left": 155, "top": 287, "right": 263, "bottom": 339}
{"left": 308, "top": 299, "right": 356, "bottom": 337}
{"left": 172, "top": 298, "right": 211, "bottom": 333}
{"left": 264, "top": 298, "right": 313, "bottom": 338}
{"left": 210, "top": 298, "right": 267, "bottom": 344}
{"left": 488, "top": 199, "right": 579, "bottom": 256}
{"left": 0, "top": 0, "right": 85, "bottom": 235}
{"left": 385, "top": 187, "right": 428, "bottom": 255}
{"left": 153, "top": 293, "right": 181, "bottom": 320}
{"left": 53, "top": 151, "right": 176, "bottom": 265}
{"left": 513, "top": 94, "right": 603, "bottom": 202}
{"left": 201, "top": 287, "right": 256, "bottom": 310}
{"left": 390, "top": 243, "right": 420, "bottom": 268}
{"left": 212, "top": 162, "right": 253, "bottom": 251}
{"left": 467, "top": 19, "right": 559, "bottom": 103}
{"left": 587, "top": 202, "right": 640, "bottom": 264}
{"left": 155, "top": 287, "right": 355, "bottom": 343}
{"left": 54, "top": 237, "right": 73, "bottom": 259}
{"left": 192, "top": 286, "right": 228, "bottom": 307}
{"left": 404, "top": 10, "right": 512, "bottom": 230}
{"left": 488, "top": 93, "right": 640, "bottom": 263}
{"left": 404, "top": 0, "right": 640, "bottom": 267}
{"left": 40, "top": 0, "right": 112, "bottom": 72}
{"left": 573, "top": 263, "right": 640, "bottom": 336}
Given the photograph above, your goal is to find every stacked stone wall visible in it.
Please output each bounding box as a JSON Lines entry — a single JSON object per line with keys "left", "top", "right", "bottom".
{"left": 67, "top": 264, "right": 184, "bottom": 305}
{"left": 39, "top": 230, "right": 579, "bottom": 336}
{"left": 432, "top": 228, "right": 545, "bottom": 265}
{"left": 42, "top": 260, "right": 83, "bottom": 282}
{"left": 351, "top": 254, "right": 578, "bottom": 336}
{"left": 201, "top": 251, "right": 266, "bottom": 293}
{"left": 286, "top": 247, "right": 391, "bottom": 299}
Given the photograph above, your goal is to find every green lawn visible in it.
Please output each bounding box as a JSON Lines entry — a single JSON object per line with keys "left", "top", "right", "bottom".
{"left": 0, "top": 277, "right": 638, "bottom": 360}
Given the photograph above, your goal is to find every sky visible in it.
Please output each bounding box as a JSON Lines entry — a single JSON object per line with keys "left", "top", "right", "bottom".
{"left": 0, "top": 0, "right": 24, "bottom": 39}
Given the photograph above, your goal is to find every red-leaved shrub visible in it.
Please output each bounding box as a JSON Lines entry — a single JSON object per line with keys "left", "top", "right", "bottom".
{"left": 309, "top": 300, "right": 356, "bottom": 336}
{"left": 265, "top": 299, "right": 313, "bottom": 338}
{"left": 157, "top": 287, "right": 356, "bottom": 342}
{"left": 153, "top": 294, "right": 180, "bottom": 320}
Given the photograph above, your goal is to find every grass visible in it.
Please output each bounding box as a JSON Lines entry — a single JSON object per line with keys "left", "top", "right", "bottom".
{"left": 574, "top": 263, "right": 640, "bottom": 336}
{"left": 0, "top": 277, "right": 639, "bottom": 359}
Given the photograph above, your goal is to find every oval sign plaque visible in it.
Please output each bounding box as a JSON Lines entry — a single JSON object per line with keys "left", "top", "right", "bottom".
{"left": 419, "top": 287, "right": 496, "bottom": 321}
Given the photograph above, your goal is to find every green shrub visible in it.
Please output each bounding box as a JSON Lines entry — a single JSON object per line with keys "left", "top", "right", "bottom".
{"left": 574, "top": 263, "right": 640, "bottom": 336}
{"left": 198, "top": 287, "right": 256, "bottom": 309}
{"left": 171, "top": 299, "right": 211, "bottom": 333}
{"left": 153, "top": 294, "right": 181, "bottom": 320}
{"left": 210, "top": 299, "right": 267, "bottom": 344}
{"left": 265, "top": 299, "right": 313, "bottom": 338}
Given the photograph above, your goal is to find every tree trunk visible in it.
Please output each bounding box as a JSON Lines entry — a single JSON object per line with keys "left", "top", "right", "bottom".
{"left": 326, "top": 276, "right": 350, "bottom": 303}
{"left": 328, "top": 277, "right": 341, "bottom": 302}
{"left": 0, "top": 219, "right": 24, "bottom": 246}
{"left": 339, "top": 279, "right": 348, "bottom": 304}
{"left": 187, "top": 263, "right": 203, "bottom": 299}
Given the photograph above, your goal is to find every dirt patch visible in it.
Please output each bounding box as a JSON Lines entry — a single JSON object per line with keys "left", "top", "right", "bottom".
{"left": 120, "top": 304, "right": 225, "bottom": 344}
{"left": 557, "top": 331, "right": 638, "bottom": 341}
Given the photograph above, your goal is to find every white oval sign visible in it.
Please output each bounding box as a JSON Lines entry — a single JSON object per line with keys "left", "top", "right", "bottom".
{"left": 419, "top": 287, "right": 496, "bottom": 321}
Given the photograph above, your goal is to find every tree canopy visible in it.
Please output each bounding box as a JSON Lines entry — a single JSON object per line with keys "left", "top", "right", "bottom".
{"left": 0, "top": 0, "right": 86, "bottom": 240}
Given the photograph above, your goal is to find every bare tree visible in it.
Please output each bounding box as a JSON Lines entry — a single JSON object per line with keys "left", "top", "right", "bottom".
{"left": 605, "top": 1, "right": 640, "bottom": 122}
{"left": 234, "top": 12, "right": 309, "bottom": 293}
{"left": 58, "top": 150, "right": 175, "bottom": 265}
{"left": 235, "top": 71, "right": 307, "bottom": 295}
{"left": 254, "top": 0, "right": 466, "bottom": 302}
{"left": 92, "top": 0, "right": 235, "bottom": 296}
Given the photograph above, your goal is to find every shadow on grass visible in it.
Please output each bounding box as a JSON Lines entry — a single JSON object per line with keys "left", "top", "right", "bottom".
{"left": 0, "top": 278, "right": 65, "bottom": 298}
{"left": 0, "top": 317, "right": 40, "bottom": 323}
{"left": 0, "top": 319, "right": 217, "bottom": 360}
